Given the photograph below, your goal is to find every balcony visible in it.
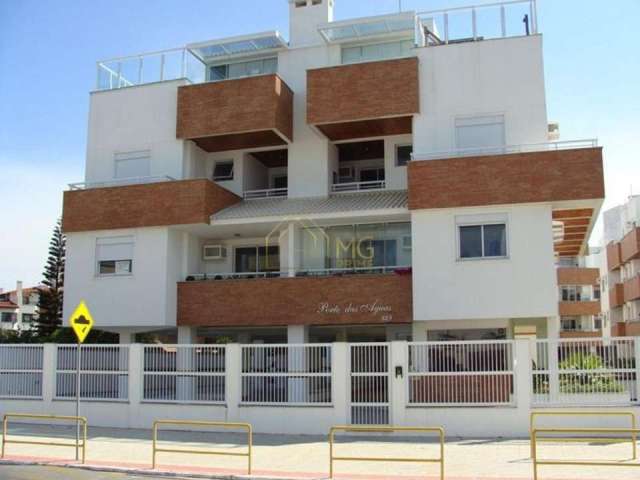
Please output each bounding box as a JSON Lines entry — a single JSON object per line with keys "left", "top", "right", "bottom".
{"left": 177, "top": 74, "right": 293, "bottom": 152}
{"left": 409, "top": 141, "right": 604, "bottom": 256}
{"left": 307, "top": 57, "right": 419, "bottom": 141}
{"left": 609, "top": 283, "right": 625, "bottom": 309}
{"left": 624, "top": 275, "right": 640, "bottom": 303}
{"left": 559, "top": 330, "right": 602, "bottom": 339}
{"left": 62, "top": 178, "right": 240, "bottom": 233}
{"left": 558, "top": 301, "right": 600, "bottom": 317}
{"left": 556, "top": 267, "right": 599, "bottom": 286}
{"left": 607, "top": 241, "right": 623, "bottom": 271}
{"left": 178, "top": 270, "right": 412, "bottom": 327}
{"left": 621, "top": 227, "right": 640, "bottom": 263}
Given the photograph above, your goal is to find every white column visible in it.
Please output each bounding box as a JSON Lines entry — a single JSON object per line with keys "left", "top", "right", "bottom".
{"left": 42, "top": 343, "right": 56, "bottom": 403}
{"left": 225, "top": 343, "right": 242, "bottom": 422}
{"left": 288, "top": 325, "right": 309, "bottom": 402}
{"left": 635, "top": 339, "right": 640, "bottom": 403}
{"left": 287, "top": 222, "right": 297, "bottom": 277}
{"left": 514, "top": 339, "right": 533, "bottom": 416}
{"left": 128, "top": 344, "right": 142, "bottom": 410}
{"left": 177, "top": 326, "right": 197, "bottom": 401}
{"left": 390, "top": 341, "right": 408, "bottom": 426}
{"left": 547, "top": 317, "right": 560, "bottom": 402}
{"left": 332, "top": 342, "right": 349, "bottom": 426}
{"left": 118, "top": 330, "right": 134, "bottom": 397}
{"left": 15, "top": 281, "right": 23, "bottom": 329}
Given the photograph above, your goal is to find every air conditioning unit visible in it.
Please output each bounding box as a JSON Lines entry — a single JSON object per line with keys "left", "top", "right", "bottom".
{"left": 203, "top": 245, "right": 227, "bottom": 261}
{"left": 547, "top": 122, "right": 560, "bottom": 141}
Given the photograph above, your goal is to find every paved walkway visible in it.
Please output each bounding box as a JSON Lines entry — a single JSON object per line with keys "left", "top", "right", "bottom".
{"left": 1, "top": 424, "right": 639, "bottom": 479}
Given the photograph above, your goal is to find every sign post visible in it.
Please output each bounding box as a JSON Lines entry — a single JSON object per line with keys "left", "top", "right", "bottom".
{"left": 69, "top": 301, "right": 94, "bottom": 461}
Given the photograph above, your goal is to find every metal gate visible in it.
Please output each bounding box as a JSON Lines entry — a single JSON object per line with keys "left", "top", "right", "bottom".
{"left": 349, "top": 343, "right": 390, "bottom": 425}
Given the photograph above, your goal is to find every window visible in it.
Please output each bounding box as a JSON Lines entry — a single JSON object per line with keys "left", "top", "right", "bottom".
{"left": 359, "top": 168, "right": 385, "bottom": 184}
{"left": 1, "top": 312, "right": 16, "bottom": 323}
{"left": 459, "top": 224, "right": 507, "bottom": 259}
{"left": 22, "top": 314, "right": 34, "bottom": 324}
{"left": 235, "top": 246, "right": 280, "bottom": 273}
{"left": 273, "top": 175, "right": 288, "bottom": 189}
{"left": 395, "top": 144, "right": 412, "bottom": 166}
{"left": 593, "top": 285, "right": 601, "bottom": 300}
{"left": 561, "top": 317, "right": 579, "bottom": 331}
{"left": 299, "top": 222, "right": 412, "bottom": 271}
{"left": 114, "top": 150, "right": 151, "bottom": 179}
{"left": 455, "top": 115, "right": 505, "bottom": 151}
{"left": 96, "top": 236, "right": 134, "bottom": 276}
{"left": 208, "top": 57, "right": 277, "bottom": 81}
{"left": 342, "top": 39, "right": 414, "bottom": 64}
{"left": 213, "top": 161, "right": 234, "bottom": 181}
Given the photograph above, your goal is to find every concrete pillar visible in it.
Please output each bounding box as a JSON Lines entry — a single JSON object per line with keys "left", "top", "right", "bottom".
{"left": 411, "top": 321, "right": 428, "bottom": 342}
{"left": 390, "top": 341, "right": 408, "bottom": 426}
{"left": 635, "top": 340, "right": 640, "bottom": 403}
{"left": 128, "top": 344, "right": 142, "bottom": 408}
{"left": 288, "top": 325, "right": 309, "bottom": 402}
{"left": 117, "top": 331, "right": 134, "bottom": 397}
{"left": 546, "top": 317, "right": 560, "bottom": 402}
{"left": 288, "top": 222, "right": 297, "bottom": 278}
{"left": 225, "top": 343, "right": 241, "bottom": 422}
{"left": 42, "top": 343, "right": 56, "bottom": 403}
{"left": 332, "top": 342, "right": 349, "bottom": 425}
{"left": 177, "top": 326, "right": 197, "bottom": 401}
{"left": 514, "top": 339, "right": 533, "bottom": 417}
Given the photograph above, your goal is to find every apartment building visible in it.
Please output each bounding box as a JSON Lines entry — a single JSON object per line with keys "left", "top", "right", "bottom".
{"left": 0, "top": 281, "right": 40, "bottom": 331}
{"left": 601, "top": 195, "right": 640, "bottom": 336}
{"left": 555, "top": 253, "right": 603, "bottom": 338}
{"left": 61, "top": 0, "right": 605, "bottom": 345}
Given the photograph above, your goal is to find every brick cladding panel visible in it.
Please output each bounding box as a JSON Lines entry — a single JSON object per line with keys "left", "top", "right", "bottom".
{"left": 178, "top": 274, "right": 413, "bottom": 327}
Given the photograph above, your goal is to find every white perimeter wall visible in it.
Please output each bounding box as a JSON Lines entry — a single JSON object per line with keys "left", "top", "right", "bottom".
{"left": 411, "top": 203, "right": 558, "bottom": 321}
{"left": 413, "top": 35, "right": 548, "bottom": 154}
{"left": 85, "top": 79, "right": 188, "bottom": 184}
{"left": 64, "top": 227, "right": 186, "bottom": 329}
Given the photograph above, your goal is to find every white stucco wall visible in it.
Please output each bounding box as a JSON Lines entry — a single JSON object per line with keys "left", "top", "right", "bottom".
{"left": 63, "top": 227, "right": 186, "bottom": 329}
{"left": 413, "top": 35, "right": 548, "bottom": 155}
{"left": 85, "top": 79, "right": 189, "bottom": 184}
{"left": 411, "top": 203, "right": 558, "bottom": 321}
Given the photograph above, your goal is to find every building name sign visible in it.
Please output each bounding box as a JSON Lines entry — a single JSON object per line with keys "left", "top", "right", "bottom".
{"left": 317, "top": 301, "right": 393, "bottom": 321}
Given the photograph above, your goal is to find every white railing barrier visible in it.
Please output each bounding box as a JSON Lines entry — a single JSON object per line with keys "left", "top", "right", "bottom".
{"left": 68, "top": 175, "right": 176, "bottom": 190}
{"left": 143, "top": 344, "right": 226, "bottom": 404}
{"left": 0, "top": 345, "right": 44, "bottom": 399}
{"left": 241, "top": 344, "right": 332, "bottom": 405}
{"left": 408, "top": 340, "right": 516, "bottom": 406}
{"left": 532, "top": 337, "right": 638, "bottom": 406}
{"left": 412, "top": 139, "right": 598, "bottom": 162}
{"left": 243, "top": 188, "right": 288, "bottom": 200}
{"left": 332, "top": 180, "right": 386, "bottom": 193}
{"left": 55, "top": 345, "right": 129, "bottom": 401}
{"left": 418, "top": 0, "right": 538, "bottom": 46}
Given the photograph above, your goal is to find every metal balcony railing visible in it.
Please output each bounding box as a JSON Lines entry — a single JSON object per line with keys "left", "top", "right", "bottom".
{"left": 243, "top": 188, "right": 288, "bottom": 200}
{"left": 68, "top": 176, "right": 176, "bottom": 190}
{"left": 332, "top": 180, "right": 386, "bottom": 193}
{"left": 412, "top": 139, "right": 598, "bottom": 162}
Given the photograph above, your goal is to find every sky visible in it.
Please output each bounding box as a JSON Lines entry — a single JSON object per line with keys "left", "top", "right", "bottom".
{"left": 0, "top": 0, "right": 639, "bottom": 292}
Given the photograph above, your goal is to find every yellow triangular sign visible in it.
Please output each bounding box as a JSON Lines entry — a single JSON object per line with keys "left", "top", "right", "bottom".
{"left": 70, "top": 301, "right": 94, "bottom": 344}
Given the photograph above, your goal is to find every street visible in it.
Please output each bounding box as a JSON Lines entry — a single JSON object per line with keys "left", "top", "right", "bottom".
{"left": 0, "top": 465, "right": 195, "bottom": 480}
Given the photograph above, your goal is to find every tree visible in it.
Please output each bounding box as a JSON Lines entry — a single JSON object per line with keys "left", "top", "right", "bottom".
{"left": 36, "top": 219, "right": 65, "bottom": 336}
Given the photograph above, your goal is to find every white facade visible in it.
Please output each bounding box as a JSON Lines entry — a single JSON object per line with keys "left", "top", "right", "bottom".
{"left": 63, "top": 0, "right": 600, "bottom": 346}
{"left": 0, "top": 281, "right": 39, "bottom": 331}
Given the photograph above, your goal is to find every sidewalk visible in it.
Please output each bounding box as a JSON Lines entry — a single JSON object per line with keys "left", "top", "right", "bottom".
{"left": 1, "top": 424, "right": 639, "bottom": 479}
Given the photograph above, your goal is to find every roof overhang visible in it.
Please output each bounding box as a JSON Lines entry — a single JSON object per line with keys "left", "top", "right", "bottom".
{"left": 187, "top": 31, "right": 288, "bottom": 64}
{"left": 318, "top": 12, "right": 418, "bottom": 44}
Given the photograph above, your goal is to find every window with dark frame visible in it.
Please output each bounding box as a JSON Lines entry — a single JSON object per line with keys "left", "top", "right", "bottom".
{"left": 213, "top": 161, "right": 234, "bottom": 181}
{"left": 396, "top": 144, "right": 412, "bottom": 166}
{"left": 98, "top": 260, "right": 133, "bottom": 276}
{"left": 459, "top": 223, "right": 507, "bottom": 259}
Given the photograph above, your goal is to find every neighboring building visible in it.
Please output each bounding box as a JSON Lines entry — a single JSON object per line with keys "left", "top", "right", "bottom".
{"left": 0, "top": 281, "right": 40, "bottom": 331}
{"left": 601, "top": 195, "right": 640, "bottom": 336}
{"left": 61, "top": 0, "right": 605, "bottom": 344}
{"left": 555, "top": 253, "right": 603, "bottom": 338}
